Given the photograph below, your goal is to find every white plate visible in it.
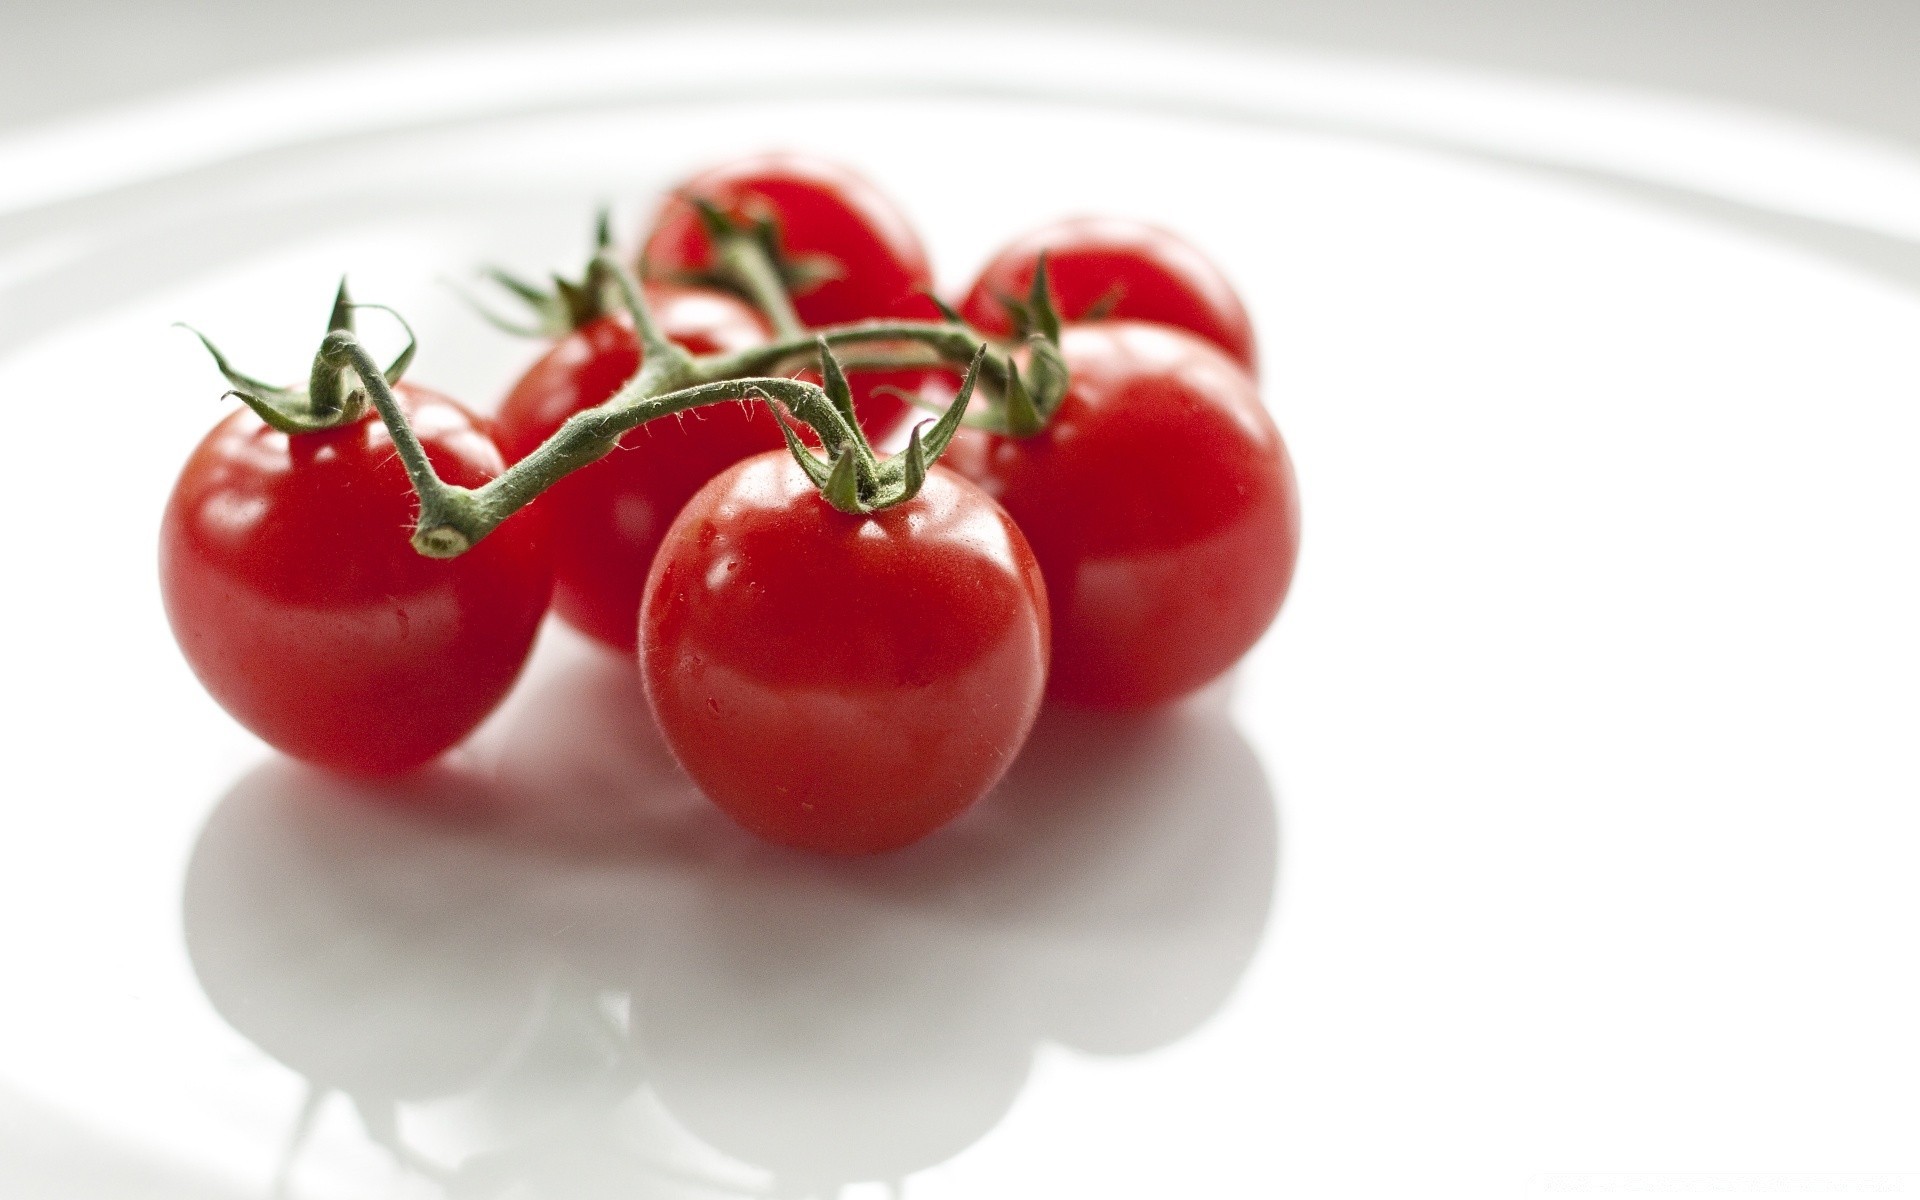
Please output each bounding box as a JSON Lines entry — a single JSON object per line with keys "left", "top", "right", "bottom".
{"left": 3, "top": 22, "right": 1918, "bottom": 1200}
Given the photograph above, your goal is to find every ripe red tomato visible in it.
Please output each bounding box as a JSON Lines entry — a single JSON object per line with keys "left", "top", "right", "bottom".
{"left": 946, "top": 322, "right": 1298, "bottom": 710}
{"left": 640, "top": 452, "right": 1050, "bottom": 855}
{"left": 641, "top": 153, "right": 940, "bottom": 440}
{"left": 958, "top": 217, "right": 1258, "bottom": 373}
{"left": 491, "top": 284, "right": 777, "bottom": 653}
{"left": 161, "top": 386, "right": 551, "bottom": 776}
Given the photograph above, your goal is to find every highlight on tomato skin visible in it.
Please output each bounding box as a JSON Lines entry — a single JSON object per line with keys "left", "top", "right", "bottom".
{"left": 958, "top": 216, "right": 1259, "bottom": 374}
{"left": 638, "top": 451, "right": 1051, "bottom": 856}
{"left": 160, "top": 385, "right": 552, "bottom": 777}
{"left": 490, "top": 284, "right": 779, "bottom": 654}
{"left": 946, "top": 321, "right": 1298, "bottom": 711}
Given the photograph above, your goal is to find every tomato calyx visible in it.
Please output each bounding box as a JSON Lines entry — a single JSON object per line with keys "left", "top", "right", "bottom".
{"left": 959, "top": 254, "right": 1069, "bottom": 439}
{"left": 769, "top": 339, "right": 984, "bottom": 515}
{"left": 644, "top": 195, "right": 840, "bottom": 337}
{"left": 465, "top": 209, "right": 625, "bottom": 339}
{"left": 177, "top": 279, "right": 415, "bottom": 435}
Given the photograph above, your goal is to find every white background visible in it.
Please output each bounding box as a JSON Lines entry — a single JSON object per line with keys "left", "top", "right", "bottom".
{"left": 0, "top": 13, "right": 1916, "bottom": 1200}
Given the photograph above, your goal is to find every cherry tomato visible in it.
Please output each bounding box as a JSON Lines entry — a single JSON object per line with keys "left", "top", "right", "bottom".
{"left": 642, "top": 154, "right": 940, "bottom": 441}
{"left": 491, "top": 284, "right": 777, "bottom": 653}
{"left": 947, "top": 322, "right": 1298, "bottom": 710}
{"left": 958, "top": 217, "right": 1258, "bottom": 373}
{"left": 161, "top": 386, "right": 551, "bottom": 776}
{"left": 639, "top": 453, "right": 1050, "bottom": 855}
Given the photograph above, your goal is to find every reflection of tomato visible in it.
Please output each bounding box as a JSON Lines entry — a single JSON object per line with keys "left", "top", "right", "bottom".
{"left": 641, "top": 153, "right": 937, "bottom": 440}
{"left": 639, "top": 453, "right": 1049, "bottom": 854}
{"left": 948, "top": 322, "right": 1298, "bottom": 709}
{"left": 491, "top": 286, "right": 775, "bottom": 653}
{"left": 959, "top": 216, "right": 1258, "bottom": 372}
{"left": 183, "top": 762, "right": 543, "bottom": 1102}
{"left": 161, "top": 388, "right": 550, "bottom": 775}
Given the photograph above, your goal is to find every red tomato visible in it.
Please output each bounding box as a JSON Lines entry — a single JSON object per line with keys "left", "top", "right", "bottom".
{"left": 958, "top": 217, "right": 1258, "bottom": 373}
{"left": 640, "top": 453, "right": 1050, "bottom": 855}
{"left": 491, "top": 284, "right": 777, "bottom": 653}
{"left": 161, "top": 386, "right": 551, "bottom": 775}
{"left": 946, "top": 322, "right": 1298, "bottom": 710}
{"left": 642, "top": 154, "right": 941, "bottom": 441}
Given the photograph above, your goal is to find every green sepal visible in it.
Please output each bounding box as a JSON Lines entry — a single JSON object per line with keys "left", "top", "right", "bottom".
{"left": 765, "top": 395, "right": 837, "bottom": 493}
{"left": 868, "top": 344, "right": 984, "bottom": 508}
{"left": 993, "top": 291, "right": 1033, "bottom": 340}
{"left": 901, "top": 422, "right": 929, "bottom": 500}
{"left": 992, "top": 252, "right": 1066, "bottom": 344}
{"left": 176, "top": 280, "right": 414, "bottom": 435}
{"left": 684, "top": 194, "right": 843, "bottom": 301}
{"left": 764, "top": 344, "right": 986, "bottom": 513}
{"left": 1003, "top": 354, "right": 1045, "bottom": 438}
{"left": 923, "top": 344, "right": 985, "bottom": 464}
{"left": 1022, "top": 334, "right": 1068, "bottom": 418}
{"left": 1081, "top": 280, "right": 1126, "bottom": 322}
{"left": 455, "top": 270, "right": 549, "bottom": 338}
{"left": 306, "top": 278, "right": 361, "bottom": 420}
{"left": 327, "top": 278, "right": 354, "bottom": 334}
{"left": 1026, "top": 251, "right": 1063, "bottom": 345}
{"left": 351, "top": 302, "right": 418, "bottom": 387}
{"left": 814, "top": 337, "right": 862, "bottom": 444}
{"left": 177, "top": 325, "right": 290, "bottom": 404}
{"left": 689, "top": 195, "right": 737, "bottom": 243}
{"left": 553, "top": 274, "right": 603, "bottom": 330}
{"left": 465, "top": 211, "right": 622, "bottom": 339}
{"left": 781, "top": 252, "right": 845, "bottom": 296}
{"left": 923, "top": 291, "right": 969, "bottom": 327}
{"left": 821, "top": 445, "right": 867, "bottom": 514}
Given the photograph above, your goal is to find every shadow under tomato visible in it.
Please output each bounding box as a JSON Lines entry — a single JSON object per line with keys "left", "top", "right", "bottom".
{"left": 181, "top": 629, "right": 1280, "bottom": 1198}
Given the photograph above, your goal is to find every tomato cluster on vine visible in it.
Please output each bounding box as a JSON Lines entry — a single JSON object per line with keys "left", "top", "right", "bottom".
{"left": 162, "top": 153, "right": 1301, "bottom": 855}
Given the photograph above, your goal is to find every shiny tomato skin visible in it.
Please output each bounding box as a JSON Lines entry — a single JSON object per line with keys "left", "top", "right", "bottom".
{"left": 958, "top": 217, "right": 1258, "bottom": 373}
{"left": 641, "top": 153, "right": 934, "bottom": 328}
{"left": 947, "top": 322, "right": 1297, "bottom": 710}
{"left": 491, "top": 285, "right": 777, "bottom": 653}
{"left": 640, "top": 453, "right": 1049, "bottom": 855}
{"left": 161, "top": 385, "right": 552, "bottom": 776}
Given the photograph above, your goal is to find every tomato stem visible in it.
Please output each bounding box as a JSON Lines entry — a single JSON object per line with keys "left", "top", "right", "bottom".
{"left": 718, "top": 224, "right": 808, "bottom": 338}
{"left": 306, "top": 260, "right": 1031, "bottom": 554}
{"left": 699, "top": 320, "right": 1012, "bottom": 390}
{"left": 327, "top": 322, "right": 849, "bottom": 556}
{"left": 676, "top": 196, "right": 811, "bottom": 338}
{"left": 599, "top": 252, "right": 693, "bottom": 387}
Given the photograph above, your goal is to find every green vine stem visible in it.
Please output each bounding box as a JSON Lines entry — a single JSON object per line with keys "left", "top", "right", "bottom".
{"left": 716, "top": 228, "right": 808, "bottom": 338}
{"left": 322, "top": 330, "right": 854, "bottom": 558}
{"left": 286, "top": 248, "right": 1060, "bottom": 558}
{"left": 701, "top": 319, "right": 1015, "bottom": 393}
{"left": 679, "top": 198, "right": 809, "bottom": 338}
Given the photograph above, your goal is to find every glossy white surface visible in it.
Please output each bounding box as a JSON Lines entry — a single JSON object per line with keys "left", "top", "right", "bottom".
{"left": 1, "top": 24, "right": 1917, "bottom": 1200}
